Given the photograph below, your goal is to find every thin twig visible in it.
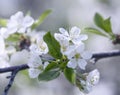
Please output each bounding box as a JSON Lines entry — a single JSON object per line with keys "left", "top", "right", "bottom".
{"left": 0, "top": 50, "right": 120, "bottom": 95}
{"left": 3, "top": 70, "right": 18, "bottom": 95}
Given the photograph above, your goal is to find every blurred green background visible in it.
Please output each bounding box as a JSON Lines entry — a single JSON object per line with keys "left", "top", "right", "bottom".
{"left": 0, "top": 0, "right": 120, "bottom": 95}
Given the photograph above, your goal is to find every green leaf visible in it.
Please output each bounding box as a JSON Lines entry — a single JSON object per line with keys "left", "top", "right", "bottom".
{"left": 84, "top": 27, "right": 108, "bottom": 37}
{"left": 31, "top": 10, "right": 52, "bottom": 29}
{"left": 44, "top": 62, "right": 59, "bottom": 72}
{"left": 43, "top": 32, "right": 62, "bottom": 59}
{"left": 103, "top": 17, "right": 112, "bottom": 33}
{"left": 0, "top": 18, "right": 7, "bottom": 27}
{"left": 94, "top": 13, "right": 104, "bottom": 29}
{"left": 64, "top": 67, "right": 76, "bottom": 84}
{"left": 38, "top": 70, "right": 60, "bottom": 81}
{"left": 94, "top": 13, "right": 112, "bottom": 33}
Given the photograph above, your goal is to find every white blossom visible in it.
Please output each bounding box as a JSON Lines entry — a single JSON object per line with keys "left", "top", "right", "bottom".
{"left": 10, "top": 50, "right": 29, "bottom": 65}
{"left": 86, "top": 69, "right": 100, "bottom": 86}
{"left": 29, "top": 32, "right": 48, "bottom": 55}
{"left": 58, "top": 26, "right": 88, "bottom": 44}
{"left": 0, "top": 28, "right": 9, "bottom": 39}
{"left": 0, "top": 35, "right": 5, "bottom": 55}
{"left": 7, "top": 11, "right": 34, "bottom": 34}
{"left": 66, "top": 43, "right": 92, "bottom": 69}
{"left": 27, "top": 53, "right": 43, "bottom": 78}
{"left": 54, "top": 33, "right": 69, "bottom": 54}
{"left": 80, "top": 69, "right": 100, "bottom": 93}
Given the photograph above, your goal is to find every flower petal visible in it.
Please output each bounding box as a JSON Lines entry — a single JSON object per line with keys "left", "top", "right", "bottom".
{"left": 23, "top": 16, "right": 34, "bottom": 27}
{"left": 28, "top": 53, "right": 42, "bottom": 68}
{"left": 81, "top": 51, "right": 92, "bottom": 60}
{"left": 75, "top": 43, "right": 85, "bottom": 54}
{"left": 78, "top": 59, "right": 87, "bottom": 70}
{"left": 70, "top": 26, "right": 81, "bottom": 38}
{"left": 72, "top": 34, "right": 88, "bottom": 44}
{"left": 59, "top": 28, "right": 69, "bottom": 36}
{"left": 0, "top": 36, "right": 5, "bottom": 55}
{"left": 28, "top": 68, "right": 41, "bottom": 78}
{"left": 67, "top": 59, "right": 77, "bottom": 69}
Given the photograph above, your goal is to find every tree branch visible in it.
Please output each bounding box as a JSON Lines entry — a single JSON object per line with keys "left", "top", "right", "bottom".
{"left": 92, "top": 50, "right": 120, "bottom": 62}
{"left": 0, "top": 50, "right": 120, "bottom": 95}
{"left": 0, "top": 64, "right": 29, "bottom": 95}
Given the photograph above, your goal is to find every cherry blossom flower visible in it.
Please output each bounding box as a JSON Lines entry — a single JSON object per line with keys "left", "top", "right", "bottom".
{"left": 66, "top": 43, "right": 92, "bottom": 70}
{"left": 86, "top": 69, "right": 100, "bottom": 86}
{"left": 54, "top": 33, "right": 69, "bottom": 54}
{"left": 58, "top": 26, "right": 88, "bottom": 44}
{"left": 29, "top": 32, "right": 48, "bottom": 55}
{"left": 7, "top": 11, "right": 34, "bottom": 34}
{"left": 27, "top": 53, "right": 49, "bottom": 78}
{"left": 27, "top": 53, "right": 42, "bottom": 78}
{"left": 80, "top": 69, "right": 100, "bottom": 93}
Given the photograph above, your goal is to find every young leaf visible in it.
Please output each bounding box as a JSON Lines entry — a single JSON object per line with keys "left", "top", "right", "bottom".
{"left": 64, "top": 67, "right": 76, "bottom": 84}
{"left": 38, "top": 70, "right": 60, "bottom": 81}
{"left": 44, "top": 62, "right": 59, "bottom": 72}
{"left": 94, "top": 13, "right": 112, "bottom": 33}
{"left": 0, "top": 18, "right": 7, "bottom": 27}
{"left": 103, "top": 17, "right": 112, "bottom": 33}
{"left": 43, "top": 32, "right": 62, "bottom": 59}
{"left": 31, "top": 10, "right": 52, "bottom": 29}
{"left": 94, "top": 13, "right": 104, "bottom": 30}
{"left": 84, "top": 27, "right": 108, "bottom": 37}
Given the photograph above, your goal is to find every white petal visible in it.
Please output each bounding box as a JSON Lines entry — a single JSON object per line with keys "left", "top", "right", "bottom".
{"left": 59, "top": 28, "right": 69, "bottom": 36}
{"left": 70, "top": 26, "right": 81, "bottom": 37}
{"left": 0, "top": 36, "right": 5, "bottom": 55}
{"left": 81, "top": 51, "right": 92, "bottom": 60}
{"left": 23, "top": 16, "right": 34, "bottom": 27}
{"left": 82, "top": 82, "right": 93, "bottom": 94}
{"left": 29, "top": 44, "right": 40, "bottom": 54}
{"left": 54, "top": 33, "right": 69, "bottom": 44}
{"left": 67, "top": 59, "right": 77, "bottom": 69}
{"left": 78, "top": 34, "right": 88, "bottom": 40}
{"left": 11, "top": 11, "right": 24, "bottom": 21}
{"left": 10, "top": 50, "right": 29, "bottom": 65}
{"left": 17, "top": 27, "right": 26, "bottom": 33}
{"left": 6, "top": 46, "right": 16, "bottom": 54}
{"left": 87, "top": 69, "right": 100, "bottom": 85}
{"left": 75, "top": 43, "right": 85, "bottom": 54}
{"left": 0, "top": 28, "right": 9, "bottom": 38}
{"left": 72, "top": 34, "right": 88, "bottom": 44}
{"left": 28, "top": 53, "right": 42, "bottom": 68}
{"left": 64, "top": 45, "right": 76, "bottom": 59}
{"left": 36, "top": 37, "right": 48, "bottom": 54}
{"left": 78, "top": 59, "right": 87, "bottom": 70}
{"left": 28, "top": 68, "right": 41, "bottom": 78}
{"left": 43, "top": 62, "right": 49, "bottom": 69}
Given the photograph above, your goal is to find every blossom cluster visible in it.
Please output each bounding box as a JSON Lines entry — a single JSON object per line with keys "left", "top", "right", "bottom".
{"left": 54, "top": 26, "right": 92, "bottom": 70}
{"left": 0, "top": 11, "right": 49, "bottom": 78}
{"left": 0, "top": 11, "right": 100, "bottom": 94}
